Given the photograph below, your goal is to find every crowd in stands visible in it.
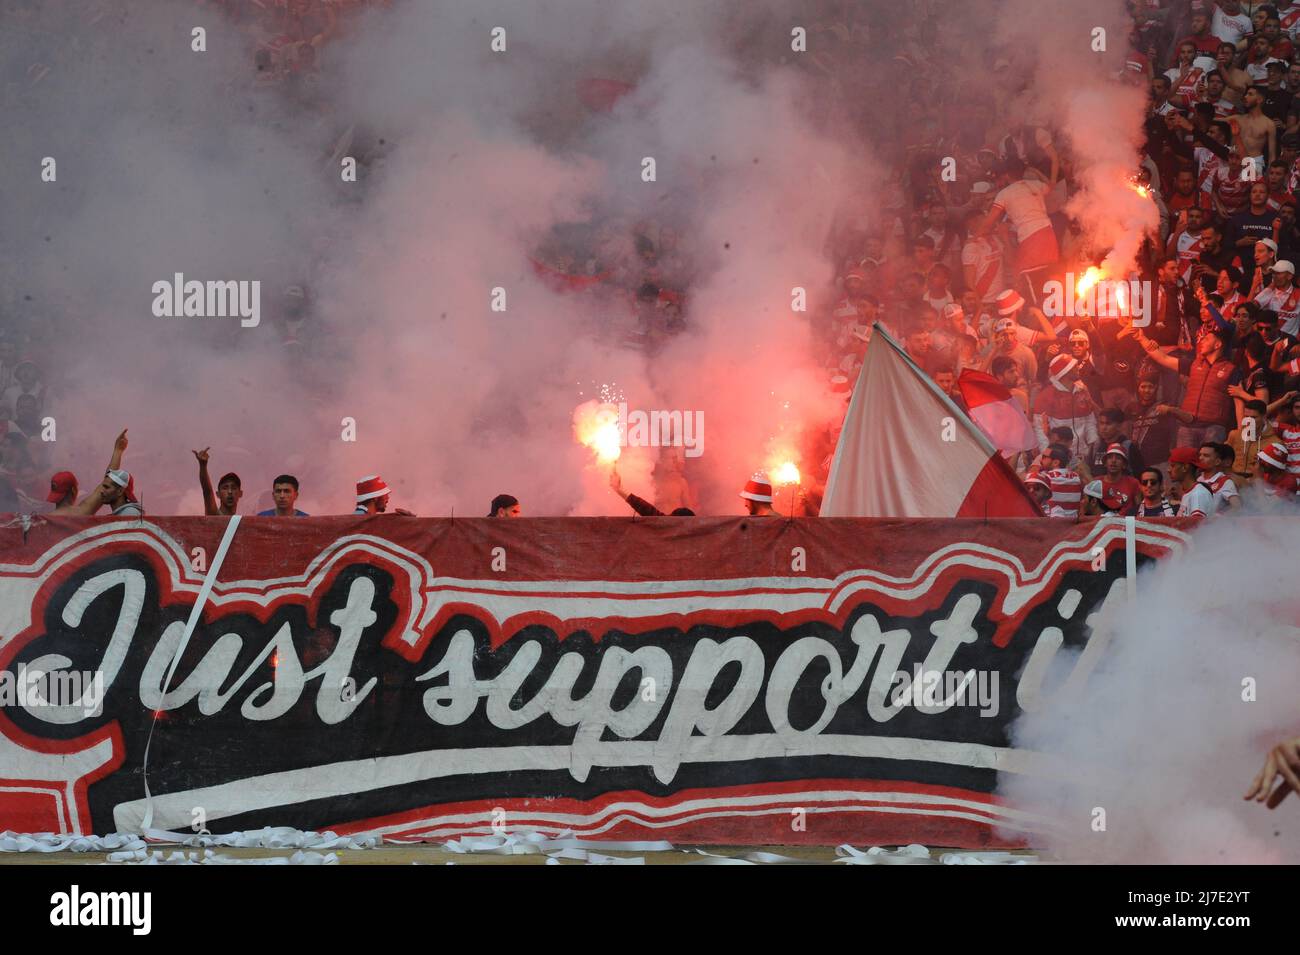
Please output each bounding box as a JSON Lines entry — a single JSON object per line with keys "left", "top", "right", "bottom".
{"left": 812, "top": 0, "right": 1300, "bottom": 518}
{"left": 6, "top": 0, "right": 1300, "bottom": 520}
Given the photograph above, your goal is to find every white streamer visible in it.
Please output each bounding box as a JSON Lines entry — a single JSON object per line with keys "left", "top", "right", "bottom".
{"left": 139, "top": 515, "right": 242, "bottom": 830}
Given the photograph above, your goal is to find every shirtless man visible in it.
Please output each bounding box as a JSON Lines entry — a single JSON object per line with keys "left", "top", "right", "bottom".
{"left": 1214, "top": 42, "right": 1251, "bottom": 108}
{"left": 1238, "top": 85, "right": 1278, "bottom": 167}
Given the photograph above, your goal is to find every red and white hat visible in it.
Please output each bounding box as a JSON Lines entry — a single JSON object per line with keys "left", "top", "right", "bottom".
{"left": 995, "top": 289, "right": 1025, "bottom": 316}
{"left": 1048, "top": 353, "right": 1078, "bottom": 387}
{"left": 1103, "top": 442, "right": 1128, "bottom": 460}
{"left": 740, "top": 472, "right": 774, "bottom": 503}
{"left": 941, "top": 302, "right": 964, "bottom": 322}
{"left": 1259, "top": 442, "right": 1289, "bottom": 470}
{"left": 355, "top": 475, "right": 391, "bottom": 502}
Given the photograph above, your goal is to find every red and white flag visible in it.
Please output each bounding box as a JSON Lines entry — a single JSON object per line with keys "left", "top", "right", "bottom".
{"left": 821, "top": 325, "right": 1040, "bottom": 518}
{"left": 958, "top": 368, "right": 1037, "bottom": 455}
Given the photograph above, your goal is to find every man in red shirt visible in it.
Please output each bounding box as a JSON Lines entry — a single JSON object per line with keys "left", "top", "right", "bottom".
{"left": 1167, "top": 167, "right": 1212, "bottom": 217}
{"left": 1181, "top": 8, "right": 1225, "bottom": 56}
{"left": 1132, "top": 323, "right": 1241, "bottom": 445}
{"left": 1264, "top": 13, "right": 1296, "bottom": 61}
{"left": 1083, "top": 443, "right": 1143, "bottom": 515}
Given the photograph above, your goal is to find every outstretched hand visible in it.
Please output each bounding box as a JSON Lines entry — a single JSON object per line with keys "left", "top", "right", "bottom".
{"left": 1245, "top": 736, "right": 1300, "bottom": 808}
{"left": 114, "top": 429, "right": 129, "bottom": 454}
{"left": 193, "top": 447, "right": 210, "bottom": 464}
{"left": 609, "top": 469, "right": 624, "bottom": 496}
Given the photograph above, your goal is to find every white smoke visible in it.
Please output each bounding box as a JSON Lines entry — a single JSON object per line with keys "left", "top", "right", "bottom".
{"left": 1000, "top": 518, "right": 1300, "bottom": 863}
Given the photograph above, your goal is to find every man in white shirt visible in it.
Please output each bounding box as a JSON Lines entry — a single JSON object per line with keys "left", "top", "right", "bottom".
{"left": 962, "top": 209, "right": 1006, "bottom": 304}
{"left": 1177, "top": 441, "right": 1242, "bottom": 515}
{"left": 1253, "top": 259, "right": 1300, "bottom": 335}
{"left": 979, "top": 157, "right": 1060, "bottom": 294}
{"left": 1211, "top": 0, "right": 1254, "bottom": 45}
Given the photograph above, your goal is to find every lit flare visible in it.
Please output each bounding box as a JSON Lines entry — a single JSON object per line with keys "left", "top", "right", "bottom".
{"left": 573, "top": 400, "right": 623, "bottom": 464}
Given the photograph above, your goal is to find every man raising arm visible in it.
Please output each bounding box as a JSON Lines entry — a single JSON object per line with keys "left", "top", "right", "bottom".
{"left": 193, "top": 448, "right": 242, "bottom": 515}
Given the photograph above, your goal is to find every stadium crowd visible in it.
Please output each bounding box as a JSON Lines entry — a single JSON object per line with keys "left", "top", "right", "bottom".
{"left": 4, "top": 0, "right": 1300, "bottom": 519}
{"left": 812, "top": 0, "right": 1300, "bottom": 518}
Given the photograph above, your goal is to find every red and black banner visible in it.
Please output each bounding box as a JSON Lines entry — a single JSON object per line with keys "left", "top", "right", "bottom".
{"left": 0, "top": 515, "right": 1190, "bottom": 846}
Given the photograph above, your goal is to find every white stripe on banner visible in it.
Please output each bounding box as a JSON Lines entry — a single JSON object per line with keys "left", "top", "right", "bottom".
{"left": 113, "top": 734, "right": 1079, "bottom": 831}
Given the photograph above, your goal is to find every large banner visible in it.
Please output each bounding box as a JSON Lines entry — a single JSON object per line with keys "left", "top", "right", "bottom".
{"left": 0, "top": 516, "right": 1190, "bottom": 846}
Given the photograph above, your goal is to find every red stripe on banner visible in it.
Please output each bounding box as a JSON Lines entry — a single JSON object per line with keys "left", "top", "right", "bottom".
{"left": 328, "top": 779, "right": 1035, "bottom": 848}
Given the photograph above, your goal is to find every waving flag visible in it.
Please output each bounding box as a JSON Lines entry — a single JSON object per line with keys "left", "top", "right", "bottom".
{"left": 821, "top": 324, "right": 1039, "bottom": 518}
{"left": 958, "top": 368, "right": 1037, "bottom": 455}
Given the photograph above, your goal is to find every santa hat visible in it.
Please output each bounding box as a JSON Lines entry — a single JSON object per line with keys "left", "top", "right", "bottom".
{"left": 355, "top": 475, "right": 391, "bottom": 502}
{"left": 1048, "top": 353, "right": 1079, "bottom": 389}
{"left": 995, "top": 289, "right": 1025, "bottom": 316}
{"left": 1259, "top": 442, "right": 1290, "bottom": 470}
{"left": 739, "top": 472, "right": 774, "bottom": 503}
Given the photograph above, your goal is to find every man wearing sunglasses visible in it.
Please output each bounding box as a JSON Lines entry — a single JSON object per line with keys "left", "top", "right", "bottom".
{"left": 1136, "top": 467, "right": 1177, "bottom": 516}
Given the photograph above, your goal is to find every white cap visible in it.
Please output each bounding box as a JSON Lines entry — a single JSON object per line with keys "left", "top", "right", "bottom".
{"left": 1258, "top": 238, "right": 1278, "bottom": 253}
{"left": 1273, "top": 260, "right": 1295, "bottom": 274}
{"left": 106, "top": 469, "right": 129, "bottom": 488}
{"left": 971, "top": 181, "right": 993, "bottom": 194}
